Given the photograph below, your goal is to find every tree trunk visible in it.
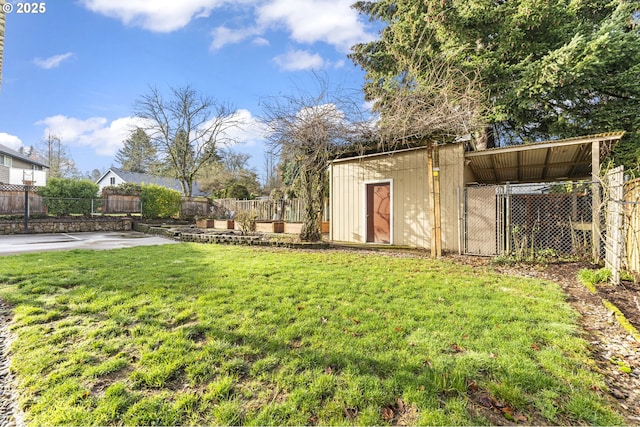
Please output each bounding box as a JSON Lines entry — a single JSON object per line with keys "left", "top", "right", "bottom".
{"left": 475, "top": 125, "right": 496, "bottom": 150}
{"left": 299, "top": 168, "right": 323, "bottom": 242}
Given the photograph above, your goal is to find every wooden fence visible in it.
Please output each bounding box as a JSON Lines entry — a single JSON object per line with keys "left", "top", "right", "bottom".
{"left": 0, "top": 185, "right": 46, "bottom": 215}
{"left": 626, "top": 178, "right": 640, "bottom": 274}
{"left": 212, "top": 198, "right": 312, "bottom": 222}
{"left": 101, "top": 195, "right": 140, "bottom": 214}
{"left": 100, "top": 193, "right": 209, "bottom": 217}
{"left": 1, "top": 188, "right": 209, "bottom": 218}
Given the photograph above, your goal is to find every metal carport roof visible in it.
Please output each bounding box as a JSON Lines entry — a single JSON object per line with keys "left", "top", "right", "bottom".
{"left": 464, "top": 132, "right": 625, "bottom": 184}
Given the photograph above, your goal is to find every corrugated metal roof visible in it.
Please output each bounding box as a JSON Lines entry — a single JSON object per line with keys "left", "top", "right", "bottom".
{"left": 465, "top": 132, "right": 624, "bottom": 184}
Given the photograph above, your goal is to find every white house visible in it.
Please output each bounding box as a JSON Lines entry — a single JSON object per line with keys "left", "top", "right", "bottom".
{"left": 0, "top": 144, "right": 48, "bottom": 186}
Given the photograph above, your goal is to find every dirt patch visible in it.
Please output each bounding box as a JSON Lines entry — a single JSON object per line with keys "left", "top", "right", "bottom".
{"left": 595, "top": 279, "right": 640, "bottom": 332}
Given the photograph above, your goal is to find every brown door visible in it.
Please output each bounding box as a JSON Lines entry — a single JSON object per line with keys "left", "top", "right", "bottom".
{"left": 367, "top": 183, "right": 391, "bottom": 243}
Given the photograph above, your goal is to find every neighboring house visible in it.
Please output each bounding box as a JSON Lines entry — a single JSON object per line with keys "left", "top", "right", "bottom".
{"left": 329, "top": 132, "right": 624, "bottom": 254}
{"left": 0, "top": 144, "right": 49, "bottom": 186}
{"left": 96, "top": 168, "right": 208, "bottom": 196}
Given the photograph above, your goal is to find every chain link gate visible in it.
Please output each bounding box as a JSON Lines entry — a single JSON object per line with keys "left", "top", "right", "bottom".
{"left": 462, "top": 182, "right": 598, "bottom": 259}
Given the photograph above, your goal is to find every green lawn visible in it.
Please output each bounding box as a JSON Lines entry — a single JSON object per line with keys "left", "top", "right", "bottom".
{"left": 0, "top": 244, "right": 623, "bottom": 426}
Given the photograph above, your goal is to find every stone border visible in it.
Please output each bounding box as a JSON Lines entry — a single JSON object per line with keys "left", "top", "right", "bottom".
{"left": 133, "top": 222, "right": 330, "bottom": 250}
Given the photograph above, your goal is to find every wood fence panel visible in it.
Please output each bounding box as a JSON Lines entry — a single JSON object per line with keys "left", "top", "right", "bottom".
{"left": 605, "top": 166, "right": 624, "bottom": 284}
{"left": 181, "top": 198, "right": 210, "bottom": 217}
{"left": 102, "top": 194, "right": 140, "bottom": 214}
{"left": 626, "top": 178, "right": 640, "bottom": 274}
{"left": 0, "top": 190, "right": 46, "bottom": 215}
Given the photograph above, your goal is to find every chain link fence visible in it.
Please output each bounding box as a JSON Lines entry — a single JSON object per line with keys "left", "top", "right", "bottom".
{"left": 462, "top": 181, "right": 598, "bottom": 260}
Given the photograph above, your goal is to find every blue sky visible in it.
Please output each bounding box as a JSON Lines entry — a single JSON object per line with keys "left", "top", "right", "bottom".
{"left": 0, "top": 0, "right": 378, "bottom": 181}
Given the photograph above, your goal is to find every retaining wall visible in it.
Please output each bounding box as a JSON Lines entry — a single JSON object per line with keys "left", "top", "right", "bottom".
{"left": 0, "top": 217, "right": 133, "bottom": 235}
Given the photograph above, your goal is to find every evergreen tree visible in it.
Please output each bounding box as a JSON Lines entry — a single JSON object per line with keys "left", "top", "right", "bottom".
{"left": 115, "top": 127, "right": 159, "bottom": 173}
{"left": 350, "top": 0, "right": 640, "bottom": 169}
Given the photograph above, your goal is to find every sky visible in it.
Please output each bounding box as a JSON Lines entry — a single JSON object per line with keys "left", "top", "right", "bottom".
{"left": 0, "top": 0, "right": 379, "bottom": 182}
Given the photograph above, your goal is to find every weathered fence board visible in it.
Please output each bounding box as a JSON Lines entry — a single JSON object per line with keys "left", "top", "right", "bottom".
{"left": 0, "top": 188, "right": 46, "bottom": 215}
{"left": 626, "top": 178, "right": 640, "bottom": 274}
{"left": 212, "top": 198, "right": 305, "bottom": 222}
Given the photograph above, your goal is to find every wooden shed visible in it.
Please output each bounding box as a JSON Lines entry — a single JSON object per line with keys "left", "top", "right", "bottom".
{"left": 329, "top": 133, "right": 624, "bottom": 255}
{"left": 330, "top": 143, "right": 467, "bottom": 251}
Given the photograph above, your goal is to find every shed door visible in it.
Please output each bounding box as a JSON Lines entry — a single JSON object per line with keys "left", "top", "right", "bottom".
{"left": 367, "top": 183, "right": 391, "bottom": 243}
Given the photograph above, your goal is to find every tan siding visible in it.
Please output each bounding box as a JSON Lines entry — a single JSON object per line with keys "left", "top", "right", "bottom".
{"left": 439, "top": 144, "right": 465, "bottom": 252}
{"left": 332, "top": 147, "right": 447, "bottom": 248}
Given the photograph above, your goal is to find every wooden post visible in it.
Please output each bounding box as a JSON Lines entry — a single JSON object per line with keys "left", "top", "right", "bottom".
{"left": 427, "top": 141, "right": 442, "bottom": 257}
{"left": 23, "top": 185, "right": 29, "bottom": 234}
{"left": 592, "top": 139, "right": 601, "bottom": 262}
{"left": 433, "top": 144, "right": 442, "bottom": 257}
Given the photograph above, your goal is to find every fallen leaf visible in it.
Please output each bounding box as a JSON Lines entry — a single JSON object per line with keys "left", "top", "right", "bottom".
{"left": 467, "top": 380, "right": 478, "bottom": 393}
{"left": 531, "top": 343, "right": 541, "bottom": 351}
{"left": 501, "top": 406, "right": 514, "bottom": 417}
{"left": 321, "top": 317, "right": 328, "bottom": 323}
{"left": 395, "top": 327, "right": 403, "bottom": 333}
{"left": 351, "top": 318, "right": 361, "bottom": 324}
{"left": 451, "top": 343, "right": 464, "bottom": 353}
{"left": 297, "top": 305, "right": 304, "bottom": 311}
{"left": 381, "top": 407, "right": 395, "bottom": 421}
{"left": 477, "top": 394, "right": 493, "bottom": 408}
{"left": 514, "top": 413, "right": 528, "bottom": 422}
{"left": 343, "top": 408, "right": 358, "bottom": 420}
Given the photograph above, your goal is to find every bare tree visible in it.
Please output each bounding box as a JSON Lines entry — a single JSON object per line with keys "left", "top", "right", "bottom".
{"left": 135, "top": 85, "right": 241, "bottom": 196}
{"left": 261, "top": 79, "right": 371, "bottom": 241}
{"left": 37, "top": 132, "right": 80, "bottom": 178}
{"left": 374, "top": 60, "right": 483, "bottom": 149}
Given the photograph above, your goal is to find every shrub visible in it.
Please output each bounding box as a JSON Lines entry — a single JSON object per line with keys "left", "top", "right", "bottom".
{"left": 234, "top": 210, "right": 256, "bottom": 234}
{"left": 102, "top": 183, "right": 142, "bottom": 196}
{"left": 140, "top": 184, "right": 181, "bottom": 219}
{"left": 38, "top": 178, "right": 99, "bottom": 216}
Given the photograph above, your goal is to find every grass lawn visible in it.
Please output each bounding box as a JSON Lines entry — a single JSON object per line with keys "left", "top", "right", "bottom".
{"left": 0, "top": 244, "right": 623, "bottom": 426}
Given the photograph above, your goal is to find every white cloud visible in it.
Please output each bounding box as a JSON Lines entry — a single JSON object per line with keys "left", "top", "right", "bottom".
{"left": 210, "top": 26, "right": 258, "bottom": 51}
{"left": 33, "top": 52, "right": 74, "bottom": 69}
{"left": 257, "top": 0, "right": 374, "bottom": 52}
{"left": 273, "top": 49, "right": 325, "bottom": 71}
{"left": 79, "top": 0, "right": 374, "bottom": 56}
{"left": 79, "top": 0, "right": 226, "bottom": 32}
{"left": 227, "top": 109, "right": 267, "bottom": 147}
{"left": 36, "top": 115, "right": 147, "bottom": 157}
{"left": 0, "top": 133, "right": 23, "bottom": 150}
{"left": 251, "top": 37, "right": 270, "bottom": 47}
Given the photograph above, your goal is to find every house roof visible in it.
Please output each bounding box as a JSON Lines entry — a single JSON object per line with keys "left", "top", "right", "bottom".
{"left": 97, "top": 167, "right": 208, "bottom": 196}
{"left": 464, "top": 132, "right": 625, "bottom": 184}
{"left": 0, "top": 143, "right": 49, "bottom": 168}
